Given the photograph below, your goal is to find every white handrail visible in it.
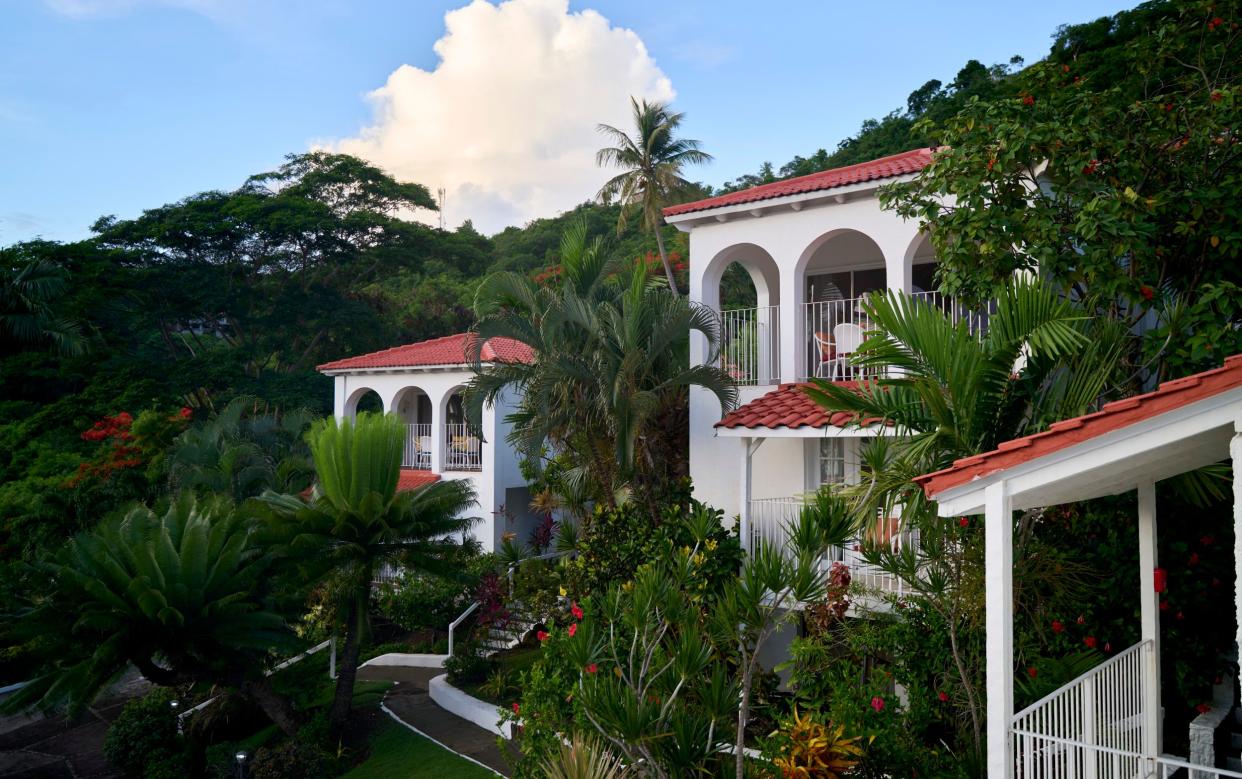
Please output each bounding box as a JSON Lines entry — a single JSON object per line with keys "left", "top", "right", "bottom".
{"left": 1011, "top": 639, "right": 1152, "bottom": 778}
{"left": 447, "top": 601, "right": 480, "bottom": 658}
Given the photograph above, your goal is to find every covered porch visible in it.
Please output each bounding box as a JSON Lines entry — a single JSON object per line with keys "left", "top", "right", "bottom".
{"left": 917, "top": 355, "right": 1242, "bottom": 778}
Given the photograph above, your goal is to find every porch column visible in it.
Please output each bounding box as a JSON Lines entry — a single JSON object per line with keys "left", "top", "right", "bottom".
{"left": 1137, "top": 480, "right": 1162, "bottom": 754}
{"left": 740, "top": 436, "right": 753, "bottom": 552}
{"left": 333, "top": 376, "right": 346, "bottom": 420}
{"left": 778, "top": 264, "right": 804, "bottom": 383}
{"left": 429, "top": 389, "right": 445, "bottom": 473}
{"left": 985, "top": 481, "right": 1014, "bottom": 779}
{"left": 1233, "top": 419, "right": 1242, "bottom": 664}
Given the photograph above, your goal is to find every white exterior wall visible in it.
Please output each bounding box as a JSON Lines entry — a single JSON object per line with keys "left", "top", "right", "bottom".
{"left": 675, "top": 183, "right": 926, "bottom": 514}
{"left": 327, "top": 367, "right": 525, "bottom": 553}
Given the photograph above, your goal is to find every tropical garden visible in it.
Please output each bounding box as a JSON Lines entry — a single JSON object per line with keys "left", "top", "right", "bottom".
{"left": 0, "top": 0, "right": 1239, "bottom": 777}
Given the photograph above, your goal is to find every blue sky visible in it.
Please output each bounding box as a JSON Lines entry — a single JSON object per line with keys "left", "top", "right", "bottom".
{"left": 1, "top": 0, "right": 1136, "bottom": 243}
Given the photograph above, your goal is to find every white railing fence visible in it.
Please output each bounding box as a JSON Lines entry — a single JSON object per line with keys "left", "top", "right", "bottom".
{"left": 1011, "top": 639, "right": 1152, "bottom": 779}
{"left": 745, "top": 497, "right": 914, "bottom": 596}
{"left": 403, "top": 423, "right": 432, "bottom": 469}
{"left": 718, "top": 305, "right": 780, "bottom": 386}
{"left": 444, "top": 423, "right": 482, "bottom": 471}
{"left": 800, "top": 291, "right": 989, "bottom": 381}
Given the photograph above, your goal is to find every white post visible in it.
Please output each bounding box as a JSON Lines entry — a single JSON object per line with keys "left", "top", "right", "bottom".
{"left": 329, "top": 636, "right": 337, "bottom": 680}
{"left": 1137, "top": 480, "right": 1161, "bottom": 755}
{"left": 984, "top": 481, "right": 1014, "bottom": 779}
{"left": 740, "top": 437, "right": 753, "bottom": 552}
{"left": 1232, "top": 420, "right": 1242, "bottom": 668}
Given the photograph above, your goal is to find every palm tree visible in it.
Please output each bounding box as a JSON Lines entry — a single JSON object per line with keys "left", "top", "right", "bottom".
{"left": 168, "top": 396, "right": 315, "bottom": 501}
{"left": 260, "top": 412, "right": 478, "bottom": 733}
{"left": 3, "top": 496, "right": 303, "bottom": 734}
{"left": 801, "top": 278, "right": 1126, "bottom": 761}
{"left": 596, "top": 98, "right": 712, "bottom": 295}
{"left": 466, "top": 221, "right": 736, "bottom": 508}
{"left": 0, "top": 250, "right": 87, "bottom": 356}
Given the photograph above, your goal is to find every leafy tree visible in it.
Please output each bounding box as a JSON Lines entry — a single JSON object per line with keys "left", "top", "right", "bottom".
{"left": 466, "top": 223, "right": 735, "bottom": 509}
{"left": 259, "top": 412, "right": 478, "bottom": 733}
{"left": 596, "top": 98, "right": 712, "bottom": 294}
{"left": 0, "top": 244, "right": 87, "bottom": 357}
{"left": 3, "top": 496, "right": 303, "bottom": 734}
{"left": 882, "top": 1, "right": 1241, "bottom": 380}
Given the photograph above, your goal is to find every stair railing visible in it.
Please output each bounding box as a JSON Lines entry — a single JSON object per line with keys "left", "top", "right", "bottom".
{"left": 446, "top": 549, "right": 575, "bottom": 657}
{"left": 447, "top": 601, "right": 480, "bottom": 658}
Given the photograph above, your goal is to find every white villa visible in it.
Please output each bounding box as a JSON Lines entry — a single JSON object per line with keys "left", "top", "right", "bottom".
{"left": 667, "top": 147, "right": 944, "bottom": 592}
{"left": 317, "top": 333, "right": 539, "bottom": 552}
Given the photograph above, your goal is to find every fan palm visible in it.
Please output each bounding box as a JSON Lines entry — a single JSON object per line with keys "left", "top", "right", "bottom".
{"left": 596, "top": 98, "right": 712, "bottom": 294}
{"left": 466, "top": 222, "right": 736, "bottom": 507}
{"left": 260, "top": 412, "right": 478, "bottom": 733}
{"left": 2, "top": 496, "right": 302, "bottom": 733}
{"left": 0, "top": 252, "right": 87, "bottom": 356}
{"left": 168, "top": 395, "right": 315, "bottom": 501}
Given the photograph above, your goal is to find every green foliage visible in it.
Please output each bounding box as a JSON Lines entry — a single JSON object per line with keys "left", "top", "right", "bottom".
{"left": 4, "top": 495, "right": 299, "bottom": 720}
{"left": 0, "top": 244, "right": 87, "bottom": 357}
{"left": 102, "top": 688, "right": 188, "bottom": 779}
{"left": 372, "top": 570, "right": 472, "bottom": 634}
{"left": 250, "top": 739, "right": 334, "bottom": 779}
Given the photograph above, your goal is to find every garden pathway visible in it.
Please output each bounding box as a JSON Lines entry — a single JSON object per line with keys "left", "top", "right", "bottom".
{"left": 356, "top": 665, "right": 514, "bottom": 777}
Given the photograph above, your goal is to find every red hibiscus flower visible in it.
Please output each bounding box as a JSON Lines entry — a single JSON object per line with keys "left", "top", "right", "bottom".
{"left": 1022, "top": 95, "right": 1035, "bottom": 106}
{"left": 570, "top": 602, "right": 584, "bottom": 620}
{"left": 938, "top": 691, "right": 949, "bottom": 702}
{"left": 1027, "top": 667, "right": 1038, "bottom": 679}
{"left": 585, "top": 663, "right": 598, "bottom": 674}
{"left": 568, "top": 623, "right": 577, "bottom": 637}
{"left": 536, "top": 630, "right": 549, "bottom": 642}
{"left": 1051, "top": 620, "right": 1064, "bottom": 634}
{"left": 870, "top": 696, "right": 885, "bottom": 712}
{"left": 1084, "top": 636, "right": 1097, "bottom": 649}
{"left": 1139, "top": 286, "right": 1154, "bottom": 301}
{"left": 1076, "top": 615, "right": 1086, "bottom": 625}
{"left": 1197, "top": 703, "right": 1212, "bottom": 714}
{"left": 959, "top": 517, "right": 969, "bottom": 528}
{"left": 512, "top": 702, "right": 520, "bottom": 715}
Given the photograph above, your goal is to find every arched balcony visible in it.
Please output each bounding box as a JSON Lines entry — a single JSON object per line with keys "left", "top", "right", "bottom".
{"left": 392, "top": 386, "right": 433, "bottom": 470}
{"left": 343, "top": 387, "right": 382, "bottom": 420}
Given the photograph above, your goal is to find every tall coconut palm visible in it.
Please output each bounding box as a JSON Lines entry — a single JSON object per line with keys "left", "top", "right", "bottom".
{"left": 3, "top": 496, "right": 303, "bottom": 733}
{"left": 260, "top": 412, "right": 478, "bottom": 733}
{"left": 466, "top": 222, "right": 735, "bottom": 508}
{"left": 596, "top": 98, "right": 712, "bottom": 295}
{"left": 0, "top": 251, "right": 87, "bottom": 356}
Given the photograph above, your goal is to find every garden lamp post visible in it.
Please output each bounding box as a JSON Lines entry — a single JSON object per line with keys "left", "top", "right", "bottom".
{"left": 235, "top": 750, "right": 248, "bottom": 779}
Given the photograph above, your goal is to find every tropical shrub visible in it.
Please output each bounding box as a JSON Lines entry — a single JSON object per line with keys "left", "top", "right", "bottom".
{"left": 769, "top": 707, "right": 863, "bottom": 779}
{"left": 373, "top": 570, "right": 472, "bottom": 635}
{"left": 102, "top": 688, "right": 188, "bottom": 779}
{"left": 250, "top": 739, "right": 333, "bottom": 779}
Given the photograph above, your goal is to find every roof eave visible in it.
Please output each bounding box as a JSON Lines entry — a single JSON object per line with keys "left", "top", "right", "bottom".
{"left": 318, "top": 361, "right": 500, "bottom": 376}
{"left": 663, "top": 173, "right": 919, "bottom": 231}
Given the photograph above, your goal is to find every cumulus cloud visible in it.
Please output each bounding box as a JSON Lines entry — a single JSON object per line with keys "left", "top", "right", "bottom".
{"left": 328, "top": 0, "right": 675, "bottom": 234}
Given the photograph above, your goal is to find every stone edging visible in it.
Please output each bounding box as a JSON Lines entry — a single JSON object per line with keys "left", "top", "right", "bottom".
{"left": 428, "top": 673, "right": 513, "bottom": 739}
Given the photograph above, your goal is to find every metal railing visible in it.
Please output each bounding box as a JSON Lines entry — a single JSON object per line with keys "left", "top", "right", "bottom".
{"left": 718, "top": 305, "right": 780, "bottom": 386}
{"left": 799, "top": 291, "right": 989, "bottom": 381}
{"left": 403, "top": 423, "right": 432, "bottom": 470}
{"left": 746, "top": 497, "right": 913, "bottom": 595}
{"left": 443, "top": 423, "right": 482, "bottom": 471}
{"left": 1011, "top": 639, "right": 1152, "bottom": 778}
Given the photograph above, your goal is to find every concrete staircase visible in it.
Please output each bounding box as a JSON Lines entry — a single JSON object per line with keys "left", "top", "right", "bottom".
{"left": 477, "top": 603, "right": 538, "bottom": 658}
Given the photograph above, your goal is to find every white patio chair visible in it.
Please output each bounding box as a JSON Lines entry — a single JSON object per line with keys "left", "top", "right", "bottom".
{"left": 812, "top": 331, "right": 835, "bottom": 378}
{"left": 828, "top": 323, "right": 864, "bottom": 380}
{"left": 417, "top": 435, "right": 432, "bottom": 469}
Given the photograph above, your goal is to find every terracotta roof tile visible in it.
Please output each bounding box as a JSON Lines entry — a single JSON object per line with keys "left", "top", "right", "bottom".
{"left": 397, "top": 469, "right": 442, "bottom": 491}
{"left": 663, "top": 147, "right": 937, "bottom": 218}
{"left": 715, "top": 382, "right": 887, "bottom": 431}
{"left": 916, "top": 354, "right": 1242, "bottom": 498}
{"left": 318, "top": 333, "right": 533, "bottom": 372}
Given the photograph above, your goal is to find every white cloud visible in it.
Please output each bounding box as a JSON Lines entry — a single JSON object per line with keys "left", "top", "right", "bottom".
{"left": 327, "top": 0, "right": 675, "bottom": 234}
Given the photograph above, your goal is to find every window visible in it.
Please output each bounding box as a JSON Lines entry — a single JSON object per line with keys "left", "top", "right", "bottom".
{"left": 817, "top": 438, "right": 847, "bottom": 487}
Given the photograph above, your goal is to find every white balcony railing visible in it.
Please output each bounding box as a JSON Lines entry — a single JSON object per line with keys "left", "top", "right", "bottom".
{"left": 746, "top": 497, "right": 914, "bottom": 596}
{"left": 443, "top": 423, "right": 482, "bottom": 471}
{"left": 1011, "top": 639, "right": 1155, "bottom": 778}
{"left": 718, "top": 305, "right": 780, "bottom": 386}
{"left": 800, "top": 291, "right": 990, "bottom": 381}
{"left": 403, "top": 423, "right": 432, "bottom": 470}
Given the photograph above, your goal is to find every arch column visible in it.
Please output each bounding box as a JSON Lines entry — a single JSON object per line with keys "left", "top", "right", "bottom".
{"left": 779, "top": 266, "right": 804, "bottom": 383}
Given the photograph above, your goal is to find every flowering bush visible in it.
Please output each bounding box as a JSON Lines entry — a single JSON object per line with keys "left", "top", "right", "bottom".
{"left": 770, "top": 706, "right": 863, "bottom": 779}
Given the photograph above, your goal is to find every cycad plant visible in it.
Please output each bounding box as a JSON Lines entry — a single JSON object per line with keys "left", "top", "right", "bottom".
{"left": 800, "top": 278, "right": 1126, "bottom": 760}
{"left": 3, "top": 496, "right": 302, "bottom": 733}
{"left": 0, "top": 250, "right": 87, "bottom": 356}
{"left": 466, "top": 221, "right": 736, "bottom": 509}
{"left": 596, "top": 98, "right": 712, "bottom": 294}
{"left": 260, "top": 412, "right": 478, "bottom": 733}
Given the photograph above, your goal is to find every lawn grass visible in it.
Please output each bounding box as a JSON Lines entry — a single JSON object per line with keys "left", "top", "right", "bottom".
{"left": 342, "top": 717, "right": 498, "bottom": 779}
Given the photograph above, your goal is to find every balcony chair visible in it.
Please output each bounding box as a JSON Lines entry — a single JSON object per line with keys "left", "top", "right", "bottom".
{"left": 812, "top": 331, "right": 836, "bottom": 378}
{"left": 827, "top": 323, "right": 864, "bottom": 380}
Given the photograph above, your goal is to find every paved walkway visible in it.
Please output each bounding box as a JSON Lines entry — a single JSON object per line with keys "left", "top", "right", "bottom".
{"left": 357, "top": 665, "right": 515, "bottom": 777}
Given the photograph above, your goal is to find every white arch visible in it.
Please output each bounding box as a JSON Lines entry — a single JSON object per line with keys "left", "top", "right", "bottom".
{"left": 794, "top": 227, "right": 887, "bottom": 280}
{"left": 700, "top": 242, "right": 781, "bottom": 311}
{"left": 904, "top": 231, "right": 939, "bottom": 293}
{"left": 343, "top": 386, "right": 382, "bottom": 420}
{"left": 391, "top": 385, "right": 432, "bottom": 425}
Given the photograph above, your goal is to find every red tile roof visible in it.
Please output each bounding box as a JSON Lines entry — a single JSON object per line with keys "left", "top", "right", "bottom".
{"left": 715, "top": 382, "right": 887, "bottom": 430}
{"left": 318, "top": 333, "right": 534, "bottom": 372}
{"left": 916, "top": 354, "right": 1242, "bottom": 499}
{"left": 397, "top": 469, "right": 442, "bottom": 491}
{"left": 663, "top": 147, "right": 938, "bottom": 218}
